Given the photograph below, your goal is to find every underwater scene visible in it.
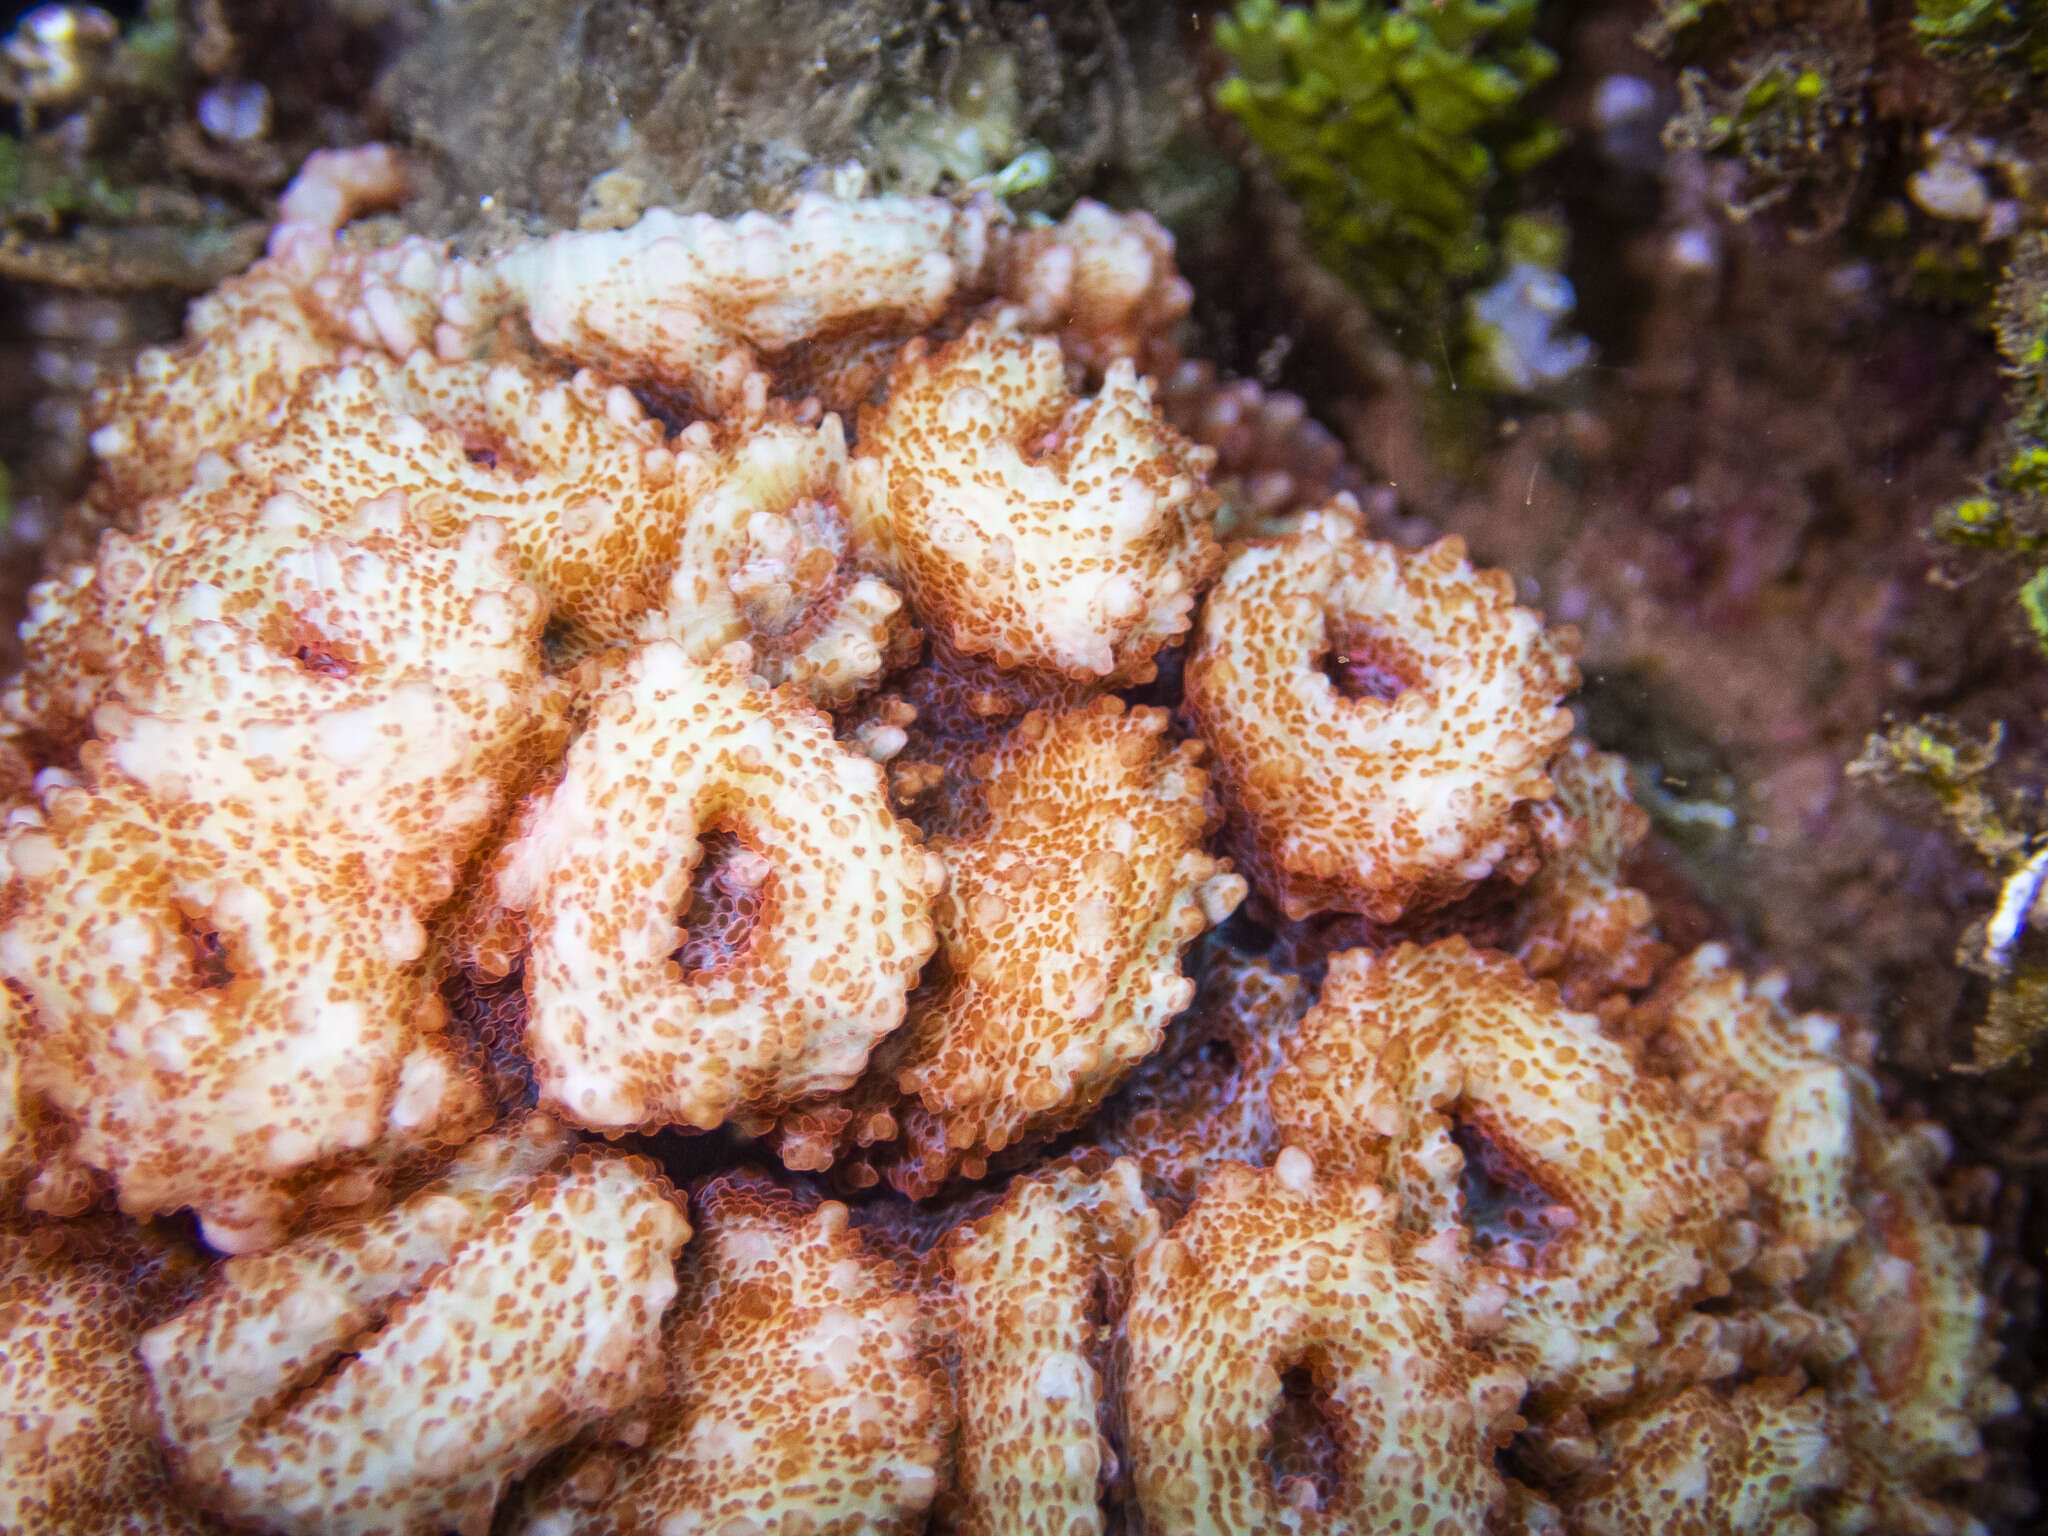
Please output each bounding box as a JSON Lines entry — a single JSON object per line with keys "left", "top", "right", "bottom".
{"left": 1, "top": 0, "right": 2046, "bottom": 1530}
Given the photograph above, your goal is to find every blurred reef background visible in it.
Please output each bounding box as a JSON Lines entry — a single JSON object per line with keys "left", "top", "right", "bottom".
{"left": 6, "top": 0, "right": 2048, "bottom": 1518}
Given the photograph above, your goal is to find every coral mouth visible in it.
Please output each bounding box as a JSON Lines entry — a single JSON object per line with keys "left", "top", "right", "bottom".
{"left": 1320, "top": 627, "right": 1416, "bottom": 702}
{"left": 672, "top": 828, "right": 771, "bottom": 977}
{"left": 1453, "top": 1118, "right": 1577, "bottom": 1270}
{"left": 1264, "top": 1355, "right": 1345, "bottom": 1512}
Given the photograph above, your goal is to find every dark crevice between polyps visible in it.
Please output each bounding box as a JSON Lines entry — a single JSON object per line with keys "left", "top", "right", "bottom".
{"left": 1263, "top": 1349, "right": 1345, "bottom": 1513}
{"left": 670, "top": 826, "right": 771, "bottom": 978}
{"left": 1452, "top": 1117, "right": 1578, "bottom": 1270}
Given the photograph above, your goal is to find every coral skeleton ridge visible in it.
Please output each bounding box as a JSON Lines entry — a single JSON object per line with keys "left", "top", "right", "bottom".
{"left": 0, "top": 144, "right": 2018, "bottom": 1535}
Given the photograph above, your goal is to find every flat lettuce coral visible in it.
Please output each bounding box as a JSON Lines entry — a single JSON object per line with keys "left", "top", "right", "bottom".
{"left": 1213, "top": 0, "right": 1564, "bottom": 340}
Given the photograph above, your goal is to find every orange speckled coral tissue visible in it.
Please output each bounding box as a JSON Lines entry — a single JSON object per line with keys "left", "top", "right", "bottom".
{"left": 0, "top": 146, "right": 2016, "bottom": 1536}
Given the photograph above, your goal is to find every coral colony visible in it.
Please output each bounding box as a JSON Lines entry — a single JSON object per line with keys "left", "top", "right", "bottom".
{"left": 0, "top": 144, "right": 2018, "bottom": 1534}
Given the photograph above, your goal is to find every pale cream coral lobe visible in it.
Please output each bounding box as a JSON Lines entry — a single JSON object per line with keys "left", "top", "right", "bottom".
{"left": 1121, "top": 1154, "right": 1525, "bottom": 1535}
{"left": 930, "top": 1156, "right": 1162, "bottom": 1536}
{"left": 140, "top": 1118, "right": 690, "bottom": 1536}
{"left": 508, "top": 1176, "right": 950, "bottom": 1536}
{"left": 1185, "top": 497, "right": 1578, "bottom": 922}
{"left": 1270, "top": 940, "right": 1753, "bottom": 1414}
{"left": 1, "top": 486, "right": 552, "bottom": 1250}
{"left": 845, "top": 318, "right": 1222, "bottom": 687}
{"left": 768, "top": 696, "right": 1245, "bottom": 1194}
{"left": 474, "top": 641, "right": 941, "bottom": 1136}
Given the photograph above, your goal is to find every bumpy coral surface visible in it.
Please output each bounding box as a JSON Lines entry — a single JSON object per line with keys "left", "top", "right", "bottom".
{"left": 231, "top": 352, "right": 899, "bottom": 691}
{"left": 140, "top": 1117, "right": 689, "bottom": 1536}
{"left": 846, "top": 319, "right": 1222, "bottom": 687}
{"left": 771, "top": 697, "right": 1245, "bottom": 1193}
{"left": 1158, "top": 359, "right": 1369, "bottom": 539}
{"left": 1512, "top": 741, "right": 1668, "bottom": 1014}
{"left": 1269, "top": 940, "right": 1752, "bottom": 1414}
{"left": 1096, "top": 946, "right": 1309, "bottom": 1206}
{"left": 1121, "top": 1150, "right": 1527, "bottom": 1533}
{"left": 232, "top": 352, "right": 692, "bottom": 654}
{"left": 995, "top": 198, "right": 1192, "bottom": 382}
{"left": 927, "top": 1156, "right": 1162, "bottom": 1535}
{"left": 1, "top": 486, "right": 552, "bottom": 1250}
{"left": 512, "top": 1176, "right": 950, "bottom": 1536}
{"left": 472, "top": 641, "right": 942, "bottom": 1135}
{"left": 0, "top": 986, "right": 33, "bottom": 1204}
{"left": 1, "top": 1223, "right": 217, "bottom": 1535}
{"left": 465, "top": 193, "right": 999, "bottom": 416}
{"left": 83, "top": 146, "right": 444, "bottom": 518}
{"left": 1185, "top": 497, "right": 1579, "bottom": 921}
{"left": 1567, "top": 1380, "right": 1843, "bottom": 1536}
{"left": 0, "top": 142, "right": 2019, "bottom": 1536}
{"left": 642, "top": 413, "right": 905, "bottom": 705}
{"left": 1633, "top": 948, "right": 2019, "bottom": 1534}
